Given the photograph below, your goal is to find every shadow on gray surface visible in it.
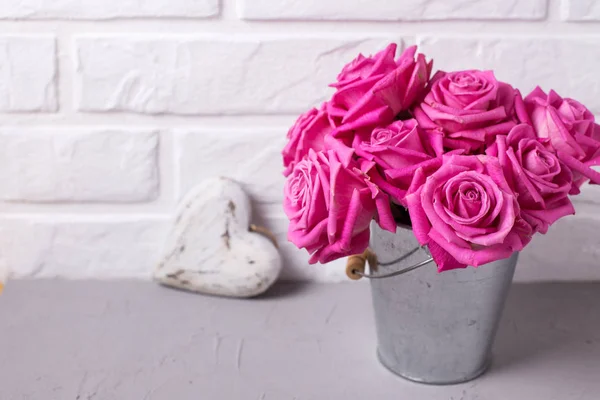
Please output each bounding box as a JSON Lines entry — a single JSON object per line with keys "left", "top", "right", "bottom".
{"left": 154, "top": 280, "right": 317, "bottom": 300}
{"left": 257, "top": 281, "right": 317, "bottom": 299}
{"left": 157, "top": 282, "right": 315, "bottom": 301}
{"left": 492, "top": 282, "right": 600, "bottom": 372}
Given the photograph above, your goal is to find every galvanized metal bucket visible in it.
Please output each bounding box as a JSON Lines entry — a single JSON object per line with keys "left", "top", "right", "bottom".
{"left": 364, "top": 222, "right": 517, "bottom": 384}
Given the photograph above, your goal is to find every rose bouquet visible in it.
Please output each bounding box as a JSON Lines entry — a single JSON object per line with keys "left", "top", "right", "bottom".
{"left": 282, "top": 43, "right": 600, "bottom": 271}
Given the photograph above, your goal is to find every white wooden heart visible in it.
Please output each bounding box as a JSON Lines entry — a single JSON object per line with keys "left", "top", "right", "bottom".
{"left": 154, "top": 177, "right": 282, "bottom": 298}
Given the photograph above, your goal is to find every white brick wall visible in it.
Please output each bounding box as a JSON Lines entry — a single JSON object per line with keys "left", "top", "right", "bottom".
{"left": 1, "top": 0, "right": 599, "bottom": 282}
{"left": 562, "top": 0, "right": 600, "bottom": 20}
{"left": 0, "top": 129, "right": 159, "bottom": 202}
{"left": 0, "top": 0, "right": 219, "bottom": 19}
{"left": 0, "top": 216, "right": 170, "bottom": 279}
{"left": 75, "top": 36, "right": 399, "bottom": 114}
{"left": 0, "top": 36, "right": 56, "bottom": 112}
{"left": 175, "top": 129, "right": 285, "bottom": 203}
{"left": 239, "top": 0, "right": 547, "bottom": 21}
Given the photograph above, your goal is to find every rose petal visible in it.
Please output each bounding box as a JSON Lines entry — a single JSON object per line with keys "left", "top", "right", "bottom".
{"left": 429, "top": 229, "right": 514, "bottom": 267}
{"left": 558, "top": 151, "right": 600, "bottom": 185}
{"left": 427, "top": 240, "right": 467, "bottom": 271}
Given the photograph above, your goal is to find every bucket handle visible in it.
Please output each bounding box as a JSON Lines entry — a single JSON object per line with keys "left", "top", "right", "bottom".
{"left": 346, "top": 246, "right": 434, "bottom": 280}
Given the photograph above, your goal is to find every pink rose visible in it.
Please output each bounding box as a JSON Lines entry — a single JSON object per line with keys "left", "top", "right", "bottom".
{"left": 352, "top": 119, "right": 440, "bottom": 204}
{"left": 406, "top": 154, "right": 532, "bottom": 271}
{"left": 284, "top": 148, "right": 396, "bottom": 264}
{"left": 328, "top": 44, "right": 432, "bottom": 137}
{"left": 487, "top": 124, "right": 575, "bottom": 234}
{"left": 282, "top": 103, "right": 333, "bottom": 177}
{"left": 413, "top": 70, "right": 524, "bottom": 154}
{"left": 524, "top": 87, "right": 600, "bottom": 192}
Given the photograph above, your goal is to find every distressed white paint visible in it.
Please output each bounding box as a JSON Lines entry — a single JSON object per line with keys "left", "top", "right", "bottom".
{"left": 154, "top": 178, "right": 281, "bottom": 297}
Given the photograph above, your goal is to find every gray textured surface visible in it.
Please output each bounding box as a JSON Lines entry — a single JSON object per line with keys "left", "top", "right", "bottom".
{"left": 1, "top": 280, "right": 599, "bottom": 399}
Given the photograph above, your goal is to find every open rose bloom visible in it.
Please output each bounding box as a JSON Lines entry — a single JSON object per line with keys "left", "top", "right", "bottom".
{"left": 282, "top": 43, "right": 600, "bottom": 272}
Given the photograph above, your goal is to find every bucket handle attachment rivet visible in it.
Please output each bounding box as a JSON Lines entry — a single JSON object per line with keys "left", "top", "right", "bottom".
{"left": 346, "top": 247, "right": 434, "bottom": 280}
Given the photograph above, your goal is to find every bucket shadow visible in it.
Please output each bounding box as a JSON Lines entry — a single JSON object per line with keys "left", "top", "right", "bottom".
{"left": 492, "top": 282, "right": 600, "bottom": 371}
{"left": 255, "top": 281, "right": 315, "bottom": 300}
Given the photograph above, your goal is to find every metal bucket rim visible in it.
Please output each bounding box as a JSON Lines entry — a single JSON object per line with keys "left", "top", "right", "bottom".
{"left": 346, "top": 225, "right": 434, "bottom": 280}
